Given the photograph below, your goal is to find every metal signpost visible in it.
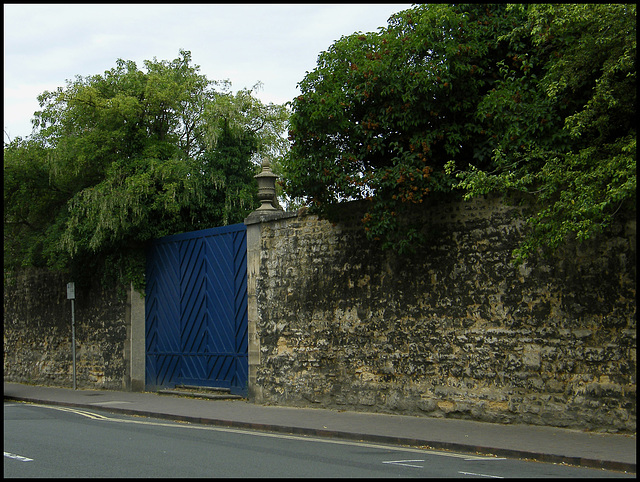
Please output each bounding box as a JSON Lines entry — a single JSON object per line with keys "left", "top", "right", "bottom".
{"left": 67, "top": 282, "right": 77, "bottom": 390}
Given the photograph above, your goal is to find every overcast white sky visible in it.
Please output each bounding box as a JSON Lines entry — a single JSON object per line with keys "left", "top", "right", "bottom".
{"left": 4, "top": 3, "right": 413, "bottom": 143}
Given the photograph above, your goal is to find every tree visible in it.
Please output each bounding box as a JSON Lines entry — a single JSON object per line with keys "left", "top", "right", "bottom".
{"left": 4, "top": 50, "right": 289, "bottom": 291}
{"left": 454, "top": 4, "right": 636, "bottom": 263}
{"left": 282, "top": 4, "right": 636, "bottom": 260}
{"left": 4, "top": 136, "right": 67, "bottom": 270}
{"left": 283, "top": 4, "right": 520, "bottom": 251}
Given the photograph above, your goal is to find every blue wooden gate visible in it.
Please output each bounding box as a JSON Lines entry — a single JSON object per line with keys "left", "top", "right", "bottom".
{"left": 145, "top": 224, "right": 248, "bottom": 396}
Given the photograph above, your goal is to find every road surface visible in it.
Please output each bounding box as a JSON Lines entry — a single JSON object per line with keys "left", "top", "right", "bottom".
{"left": 4, "top": 401, "right": 633, "bottom": 478}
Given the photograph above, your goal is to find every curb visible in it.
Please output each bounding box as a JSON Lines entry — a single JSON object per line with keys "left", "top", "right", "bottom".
{"left": 5, "top": 395, "right": 635, "bottom": 474}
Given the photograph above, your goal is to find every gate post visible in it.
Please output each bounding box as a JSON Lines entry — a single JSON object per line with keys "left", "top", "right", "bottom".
{"left": 244, "top": 161, "right": 294, "bottom": 401}
{"left": 129, "top": 283, "right": 146, "bottom": 391}
{"left": 244, "top": 211, "right": 297, "bottom": 401}
{"left": 245, "top": 219, "right": 263, "bottom": 401}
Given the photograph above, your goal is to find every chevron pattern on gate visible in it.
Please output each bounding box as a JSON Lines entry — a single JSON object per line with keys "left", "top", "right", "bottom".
{"left": 145, "top": 224, "right": 248, "bottom": 396}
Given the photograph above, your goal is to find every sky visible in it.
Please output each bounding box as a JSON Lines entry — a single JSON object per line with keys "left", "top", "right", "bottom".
{"left": 4, "top": 3, "right": 413, "bottom": 143}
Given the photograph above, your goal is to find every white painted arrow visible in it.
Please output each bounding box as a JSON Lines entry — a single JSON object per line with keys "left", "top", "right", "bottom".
{"left": 5, "top": 452, "right": 33, "bottom": 462}
{"left": 382, "top": 459, "right": 425, "bottom": 468}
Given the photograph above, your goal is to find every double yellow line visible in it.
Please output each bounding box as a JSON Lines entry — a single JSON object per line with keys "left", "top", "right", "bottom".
{"left": 29, "top": 403, "right": 110, "bottom": 420}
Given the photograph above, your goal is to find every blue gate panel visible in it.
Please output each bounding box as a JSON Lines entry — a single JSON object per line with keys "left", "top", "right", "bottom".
{"left": 145, "top": 243, "right": 181, "bottom": 354}
{"left": 145, "top": 354, "right": 181, "bottom": 387}
{"left": 146, "top": 224, "right": 248, "bottom": 395}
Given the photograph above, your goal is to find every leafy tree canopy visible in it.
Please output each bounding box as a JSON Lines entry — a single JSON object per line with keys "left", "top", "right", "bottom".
{"left": 4, "top": 49, "right": 289, "bottom": 291}
{"left": 282, "top": 4, "right": 636, "bottom": 260}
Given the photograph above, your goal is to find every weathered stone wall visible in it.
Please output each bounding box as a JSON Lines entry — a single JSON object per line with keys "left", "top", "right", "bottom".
{"left": 252, "top": 196, "right": 636, "bottom": 433}
{"left": 4, "top": 269, "right": 129, "bottom": 390}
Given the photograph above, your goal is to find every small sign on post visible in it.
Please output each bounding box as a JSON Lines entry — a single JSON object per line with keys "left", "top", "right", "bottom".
{"left": 67, "top": 282, "right": 75, "bottom": 300}
{"left": 67, "top": 282, "right": 77, "bottom": 389}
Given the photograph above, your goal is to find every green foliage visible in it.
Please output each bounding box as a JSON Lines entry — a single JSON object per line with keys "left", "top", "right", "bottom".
{"left": 454, "top": 4, "right": 636, "bottom": 263}
{"left": 3, "top": 137, "right": 69, "bottom": 269}
{"left": 282, "top": 4, "right": 524, "bottom": 251}
{"left": 4, "top": 50, "right": 289, "bottom": 291}
{"left": 282, "top": 4, "right": 636, "bottom": 260}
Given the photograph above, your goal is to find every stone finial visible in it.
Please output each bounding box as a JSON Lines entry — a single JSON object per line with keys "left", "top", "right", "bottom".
{"left": 254, "top": 159, "right": 279, "bottom": 211}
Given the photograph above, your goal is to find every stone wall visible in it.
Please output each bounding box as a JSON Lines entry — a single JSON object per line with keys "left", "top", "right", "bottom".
{"left": 4, "top": 269, "right": 129, "bottom": 390}
{"left": 251, "top": 196, "right": 636, "bottom": 433}
{"left": 4, "top": 194, "right": 636, "bottom": 432}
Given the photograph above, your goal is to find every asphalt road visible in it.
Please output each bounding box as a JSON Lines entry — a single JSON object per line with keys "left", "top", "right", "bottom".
{"left": 4, "top": 401, "right": 633, "bottom": 478}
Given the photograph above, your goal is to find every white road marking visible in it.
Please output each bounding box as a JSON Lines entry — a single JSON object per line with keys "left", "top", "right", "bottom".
{"left": 23, "top": 402, "right": 505, "bottom": 462}
{"left": 383, "top": 459, "right": 425, "bottom": 468}
{"left": 459, "top": 471, "right": 504, "bottom": 478}
{"left": 4, "top": 451, "right": 34, "bottom": 462}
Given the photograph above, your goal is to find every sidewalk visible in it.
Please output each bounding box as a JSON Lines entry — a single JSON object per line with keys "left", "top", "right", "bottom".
{"left": 4, "top": 381, "right": 635, "bottom": 474}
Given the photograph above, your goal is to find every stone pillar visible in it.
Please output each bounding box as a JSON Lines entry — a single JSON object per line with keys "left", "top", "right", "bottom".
{"left": 245, "top": 219, "right": 262, "bottom": 402}
{"left": 244, "top": 159, "right": 294, "bottom": 401}
{"left": 244, "top": 210, "right": 297, "bottom": 401}
{"left": 129, "top": 283, "right": 146, "bottom": 391}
